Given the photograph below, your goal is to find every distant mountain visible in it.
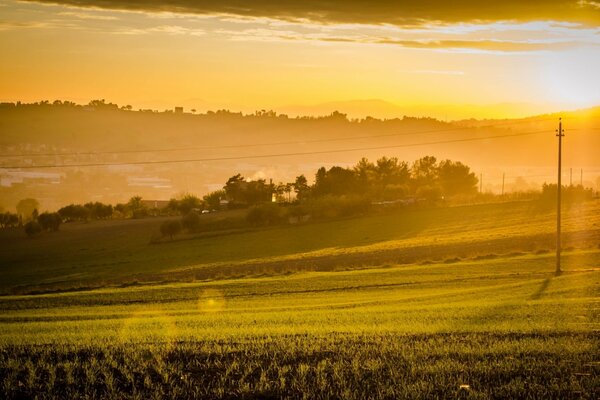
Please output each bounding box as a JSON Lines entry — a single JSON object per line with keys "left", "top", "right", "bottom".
{"left": 277, "top": 99, "right": 562, "bottom": 121}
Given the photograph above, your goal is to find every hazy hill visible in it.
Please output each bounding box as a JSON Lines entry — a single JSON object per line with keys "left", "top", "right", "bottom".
{"left": 0, "top": 101, "right": 599, "bottom": 210}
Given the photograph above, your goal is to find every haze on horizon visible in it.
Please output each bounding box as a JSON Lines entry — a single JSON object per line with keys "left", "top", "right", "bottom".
{"left": 1, "top": 0, "right": 600, "bottom": 120}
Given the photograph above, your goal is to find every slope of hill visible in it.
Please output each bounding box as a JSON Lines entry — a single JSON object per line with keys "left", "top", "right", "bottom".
{"left": 1, "top": 199, "right": 599, "bottom": 295}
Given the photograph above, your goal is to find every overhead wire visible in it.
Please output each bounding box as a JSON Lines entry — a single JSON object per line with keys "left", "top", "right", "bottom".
{"left": 0, "top": 116, "right": 561, "bottom": 158}
{"left": 1, "top": 129, "right": 555, "bottom": 170}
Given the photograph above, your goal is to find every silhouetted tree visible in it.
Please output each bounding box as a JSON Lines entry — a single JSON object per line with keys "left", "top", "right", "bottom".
{"left": 293, "top": 175, "right": 310, "bottom": 201}
{"left": 0, "top": 212, "right": 19, "bottom": 228}
{"left": 437, "top": 160, "right": 478, "bottom": 196}
{"left": 16, "top": 198, "right": 39, "bottom": 221}
{"left": 411, "top": 156, "right": 438, "bottom": 188}
{"left": 169, "top": 194, "right": 203, "bottom": 215}
{"left": 203, "top": 190, "right": 225, "bottom": 210}
{"left": 127, "top": 196, "right": 147, "bottom": 218}
{"left": 224, "top": 174, "right": 272, "bottom": 206}
{"left": 354, "top": 158, "right": 376, "bottom": 189}
{"left": 312, "top": 166, "right": 358, "bottom": 197}
{"left": 38, "top": 212, "right": 62, "bottom": 231}
{"left": 375, "top": 157, "right": 410, "bottom": 187}
{"left": 58, "top": 204, "right": 90, "bottom": 221}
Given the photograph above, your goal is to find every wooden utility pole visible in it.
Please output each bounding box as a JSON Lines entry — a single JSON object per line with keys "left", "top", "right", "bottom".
{"left": 501, "top": 173, "right": 505, "bottom": 196}
{"left": 556, "top": 118, "right": 564, "bottom": 275}
{"left": 480, "top": 173, "right": 482, "bottom": 193}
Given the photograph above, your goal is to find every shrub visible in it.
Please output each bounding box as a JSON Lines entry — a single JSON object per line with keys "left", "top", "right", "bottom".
{"left": 246, "top": 203, "right": 286, "bottom": 226}
{"left": 307, "top": 195, "right": 371, "bottom": 219}
{"left": 182, "top": 211, "right": 202, "bottom": 232}
{"left": 415, "top": 185, "right": 442, "bottom": 203}
{"left": 24, "top": 220, "right": 42, "bottom": 237}
{"left": 160, "top": 220, "right": 182, "bottom": 239}
{"left": 0, "top": 212, "right": 19, "bottom": 228}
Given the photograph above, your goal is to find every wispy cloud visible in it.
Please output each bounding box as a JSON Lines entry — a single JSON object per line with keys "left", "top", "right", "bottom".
{"left": 57, "top": 11, "right": 118, "bottom": 21}
{"left": 214, "top": 25, "right": 594, "bottom": 53}
{"left": 113, "top": 24, "right": 204, "bottom": 36}
{"left": 0, "top": 20, "right": 49, "bottom": 30}
{"left": 20, "top": 0, "right": 600, "bottom": 27}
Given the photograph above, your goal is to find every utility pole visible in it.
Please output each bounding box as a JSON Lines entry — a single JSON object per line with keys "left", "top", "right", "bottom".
{"left": 580, "top": 168, "right": 583, "bottom": 186}
{"left": 480, "top": 173, "right": 483, "bottom": 194}
{"left": 570, "top": 168, "right": 572, "bottom": 186}
{"left": 556, "top": 118, "right": 564, "bottom": 275}
{"left": 502, "top": 173, "right": 505, "bottom": 196}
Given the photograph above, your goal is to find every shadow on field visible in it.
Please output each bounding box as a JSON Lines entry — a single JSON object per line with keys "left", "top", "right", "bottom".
{"left": 458, "top": 301, "right": 519, "bottom": 329}
{"left": 530, "top": 277, "right": 552, "bottom": 300}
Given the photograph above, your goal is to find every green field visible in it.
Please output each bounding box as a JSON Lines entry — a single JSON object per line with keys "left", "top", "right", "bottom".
{"left": 1, "top": 200, "right": 599, "bottom": 294}
{"left": 1, "top": 200, "right": 599, "bottom": 398}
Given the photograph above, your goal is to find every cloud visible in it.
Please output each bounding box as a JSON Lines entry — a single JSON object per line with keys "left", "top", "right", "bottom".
{"left": 113, "top": 24, "right": 205, "bottom": 36}
{"left": 374, "top": 38, "right": 579, "bottom": 52}
{"left": 57, "top": 11, "right": 118, "bottom": 20}
{"left": 216, "top": 26, "right": 590, "bottom": 52}
{"left": 21, "top": 1, "right": 600, "bottom": 27}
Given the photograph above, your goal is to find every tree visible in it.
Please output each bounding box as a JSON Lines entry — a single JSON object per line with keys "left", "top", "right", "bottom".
{"left": 293, "top": 175, "right": 310, "bottom": 201}
{"left": 203, "top": 190, "right": 225, "bottom": 210}
{"left": 38, "top": 212, "right": 62, "bottom": 231}
{"left": 58, "top": 204, "right": 90, "bottom": 221}
{"left": 127, "top": 196, "right": 147, "bottom": 218}
{"left": 169, "top": 194, "right": 203, "bottom": 215}
{"left": 16, "top": 198, "right": 40, "bottom": 221}
{"left": 312, "top": 166, "right": 358, "bottom": 197}
{"left": 411, "top": 156, "right": 438, "bottom": 188}
{"left": 83, "top": 202, "right": 113, "bottom": 219}
{"left": 437, "top": 160, "right": 478, "bottom": 196}
{"left": 354, "top": 158, "right": 375, "bottom": 189}
{"left": 224, "top": 174, "right": 246, "bottom": 203}
{"left": 375, "top": 157, "right": 409, "bottom": 187}
{"left": 224, "top": 174, "right": 272, "bottom": 206}
{"left": 0, "top": 212, "right": 19, "bottom": 228}
{"left": 160, "top": 220, "right": 182, "bottom": 240}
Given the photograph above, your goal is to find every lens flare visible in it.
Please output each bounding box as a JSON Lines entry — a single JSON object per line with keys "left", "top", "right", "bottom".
{"left": 198, "top": 289, "right": 226, "bottom": 313}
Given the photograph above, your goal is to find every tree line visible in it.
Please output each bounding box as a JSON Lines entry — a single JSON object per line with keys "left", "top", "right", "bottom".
{"left": 157, "top": 155, "right": 479, "bottom": 238}
{"left": 8, "top": 154, "right": 595, "bottom": 239}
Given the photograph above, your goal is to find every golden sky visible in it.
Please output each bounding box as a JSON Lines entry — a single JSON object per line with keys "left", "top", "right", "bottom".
{"left": 1, "top": 0, "right": 599, "bottom": 119}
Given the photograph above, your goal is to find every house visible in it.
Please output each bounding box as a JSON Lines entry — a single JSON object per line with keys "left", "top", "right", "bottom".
{"left": 141, "top": 200, "right": 170, "bottom": 209}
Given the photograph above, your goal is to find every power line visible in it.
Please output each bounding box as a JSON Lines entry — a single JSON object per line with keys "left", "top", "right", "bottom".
{"left": 0, "top": 129, "right": 550, "bottom": 170}
{"left": 0, "top": 116, "right": 561, "bottom": 158}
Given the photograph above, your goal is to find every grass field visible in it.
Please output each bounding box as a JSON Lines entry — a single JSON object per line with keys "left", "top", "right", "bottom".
{"left": 1, "top": 200, "right": 599, "bottom": 294}
{"left": 1, "top": 200, "right": 599, "bottom": 398}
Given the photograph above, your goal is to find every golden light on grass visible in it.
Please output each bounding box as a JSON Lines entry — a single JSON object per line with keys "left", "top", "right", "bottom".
{"left": 119, "top": 307, "right": 178, "bottom": 347}
{"left": 198, "top": 288, "right": 226, "bottom": 313}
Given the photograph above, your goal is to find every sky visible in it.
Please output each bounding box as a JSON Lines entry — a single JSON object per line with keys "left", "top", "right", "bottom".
{"left": 1, "top": 0, "right": 600, "bottom": 119}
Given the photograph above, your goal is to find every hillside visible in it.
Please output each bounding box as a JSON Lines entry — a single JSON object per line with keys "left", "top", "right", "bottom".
{"left": 1, "top": 102, "right": 599, "bottom": 211}
{"left": 1, "top": 199, "right": 599, "bottom": 295}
